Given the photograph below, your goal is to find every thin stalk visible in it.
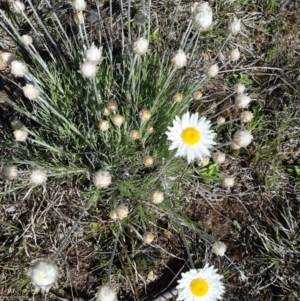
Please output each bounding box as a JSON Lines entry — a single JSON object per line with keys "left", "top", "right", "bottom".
{"left": 108, "top": 230, "right": 120, "bottom": 285}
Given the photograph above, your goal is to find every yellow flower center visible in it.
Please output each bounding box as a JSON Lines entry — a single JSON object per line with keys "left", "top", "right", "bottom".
{"left": 181, "top": 127, "right": 201, "bottom": 145}
{"left": 190, "top": 278, "right": 209, "bottom": 297}
{"left": 37, "top": 273, "right": 46, "bottom": 281}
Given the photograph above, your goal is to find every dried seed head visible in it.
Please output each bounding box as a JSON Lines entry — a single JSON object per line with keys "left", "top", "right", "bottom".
{"left": 171, "top": 50, "right": 187, "bottom": 68}
{"left": 23, "top": 84, "right": 40, "bottom": 100}
{"left": 80, "top": 62, "right": 98, "bottom": 78}
{"left": 30, "top": 168, "right": 47, "bottom": 186}
{"left": 139, "top": 109, "right": 151, "bottom": 121}
{"left": 222, "top": 176, "right": 235, "bottom": 188}
{"left": 13, "top": 129, "right": 28, "bottom": 142}
{"left": 173, "top": 93, "right": 183, "bottom": 102}
{"left": 98, "top": 120, "right": 110, "bottom": 132}
{"left": 116, "top": 205, "right": 129, "bottom": 219}
{"left": 143, "top": 156, "right": 154, "bottom": 167}
{"left": 1, "top": 165, "right": 18, "bottom": 180}
{"left": 112, "top": 114, "right": 124, "bottom": 126}
{"left": 240, "top": 111, "right": 254, "bottom": 123}
{"left": 1, "top": 52, "right": 15, "bottom": 65}
{"left": 95, "top": 285, "right": 117, "bottom": 301}
{"left": 84, "top": 43, "right": 102, "bottom": 64}
{"left": 21, "top": 34, "right": 33, "bottom": 46}
{"left": 216, "top": 116, "right": 226, "bottom": 125}
{"left": 28, "top": 260, "right": 59, "bottom": 294}
{"left": 235, "top": 94, "right": 251, "bottom": 109}
{"left": 143, "top": 232, "right": 155, "bottom": 244}
{"left": 11, "top": 60, "right": 28, "bottom": 77}
{"left": 133, "top": 38, "right": 149, "bottom": 55}
{"left": 13, "top": 1, "right": 25, "bottom": 14}
{"left": 193, "top": 91, "right": 203, "bottom": 100}
{"left": 211, "top": 241, "right": 227, "bottom": 256}
{"left": 191, "top": 2, "right": 213, "bottom": 31}
{"left": 197, "top": 157, "right": 210, "bottom": 167}
{"left": 229, "top": 17, "right": 241, "bottom": 35}
{"left": 72, "top": 0, "right": 86, "bottom": 11}
{"left": 207, "top": 64, "right": 219, "bottom": 77}
{"left": 234, "top": 83, "right": 246, "bottom": 94}
{"left": 230, "top": 48, "right": 241, "bottom": 62}
{"left": 212, "top": 152, "right": 226, "bottom": 164}
{"left": 233, "top": 130, "right": 253, "bottom": 147}
{"left": 107, "top": 100, "right": 118, "bottom": 112}
{"left": 130, "top": 130, "right": 140, "bottom": 140}
{"left": 93, "top": 170, "right": 112, "bottom": 188}
{"left": 151, "top": 191, "right": 164, "bottom": 204}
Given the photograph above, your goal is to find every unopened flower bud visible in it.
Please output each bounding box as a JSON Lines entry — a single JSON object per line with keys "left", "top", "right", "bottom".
{"left": 130, "top": 130, "right": 140, "bottom": 140}
{"left": 171, "top": 50, "right": 187, "bottom": 68}
{"left": 14, "top": 129, "right": 28, "bottom": 142}
{"left": 143, "top": 232, "right": 155, "bottom": 244}
{"left": 197, "top": 157, "right": 210, "bottom": 167}
{"left": 193, "top": 91, "right": 203, "bottom": 100}
{"left": 72, "top": 0, "right": 86, "bottom": 11}
{"left": 230, "top": 48, "right": 241, "bottom": 62}
{"left": 143, "top": 156, "right": 154, "bottom": 166}
{"left": 139, "top": 109, "right": 151, "bottom": 121}
{"left": 11, "top": 60, "right": 28, "bottom": 77}
{"left": 173, "top": 93, "right": 183, "bottom": 102}
{"left": 240, "top": 111, "right": 253, "bottom": 123}
{"left": 27, "top": 260, "right": 59, "bottom": 294}
{"left": 74, "top": 11, "right": 84, "bottom": 24}
{"left": 207, "top": 64, "right": 219, "bottom": 77}
{"left": 233, "top": 130, "right": 253, "bottom": 147}
{"left": 107, "top": 100, "right": 118, "bottom": 112}
{"left": 116, "top": 205, "right": 129, "bottom": 219}
{"left": 213, "top": 152, "right": 226, "bottom": 164}
{"left": 229, "top": 17, "right": 241, "bottom": 35}
{"left": 151, "top": 191, "right": 164, "bottom": 204}
{"left": 235, "top": 94, "right": 251, "bottom": 109}
{"left": 1, "top": 165, "right": 18, "bottom": 180}
{"left": 1, "top": 52, "right": 15, "bottom": 65}
{"left": 93, "top": 170, "right": 112, "bottom": 188}
{"left": 102, "top": 107, "right": 110, "bottom": 116}
{"left": 133, "top": 38, "right": 149, "bottom": 55}
{"left": 234, "top": 83, "right": 245, "bottom": 94}
{"left": 216, "top": 116, "right": 226, "bottom": 125}
{"left": 95, "top": 285, "right": 117, "bottom": 301}
{"left": 80, "top": 62, "right": 98, "bottom": 78}
{"left": 23, "top": 84, "right": 40, "bottom": 100}
{"left": 13, "top": 1, "right": 25, "bottom": 14}
{"left": 211, "top": 241, "right": 227, "bottom": 256}
{"left": 30, "top": 168, "right": 47, "bottom": 186}
{"left": 109, "top": 210, "right": 118, "bottom": 221}
{"left": 84, "top": 43, "right": 102, "bottom": 64}
{"left": 112, "top": 114, "right": 124, "bottom": 126}
{"left": 222, "top": 176, "right": 235, "bottom": 188}
{"left": 98, "top": 120, "right": 110, "bottom": 132}
{"left": 21, "top": 34, "right": 33, "bottom": 46}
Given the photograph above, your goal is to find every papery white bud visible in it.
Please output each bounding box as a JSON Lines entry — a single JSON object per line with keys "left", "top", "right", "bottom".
{"left": 109, "top": 210, "right": 118, "bottom": 220}
{"left": 240, "top": 111, "right": 253, "bottom": 123}
{"left": 223, "top": 176, "right": 235, "bottom": 188}
{"left": 30, "top": 168, "right": 47, "bottom": 186}
{"left": 96, "top": 285, "right": 117, "bottom": 301}
{"left": 133, "top": 38, "right": 149, "bottom": 55}
{"left": 235, "top": 94, "right": 251, "bottom": 109}
{"left": 28, "top": 260, "right": 59, "bottom": 294}
{"left": 1, "top": 165, "right": 18, "bottom": 180}
{"left": 233, "top": 130, "right": 253, "bottom": 147}
{"left": 212, "top": 241, "right": 227, "bottom": 256}
{"left": 193, "top": 91, "right": 203, "bottom": 100}
{"left": 192, "top": 2, "right": 213, "bottom": 31}
{"left": 98, "top": 120, "right": 110, "bottom": 132}
{"left": 143, "top": 156, "right": 154, "bottom": 166}
{"left": 207, "top": 64, "right": 219, "bottom": 77}
{"left": 230, "top": 48, "right": 240, "bottom": 62}
{"left": 93, "top": 170, "right": 112, "bottom": 188}
{"left": 1, "top": 52, "right": 15, "bottom": 65}
{"left": 21, "top": 34, "right": 33, "bottom": 46}
{"left": 173, "top": 93, "right": 183, "bottom": 102}
{"left": 197, "top": 157, "right": 210, "bottom": 167}
{"left": 112, "top": 114, "right": 124, "bottom": 126}
{"left": 72, "top": 0, "right": 86, "bottom": 11}
{"left": 171, "top": 50, "right": 187, "bottom": 68}
{"left": 116, "top": 205, "right": 129, "bottom": 219}
{"left": 107, "top": 100, "right": 118, "bottom": 112}
{"left": 212, "top": 152, "right": 226, "bottom": 164}
{"left": 231, "top": 142, "right": 241, "bottom": 150}
{"left": 80, "top": 62, "right": 98, "bottom": 78}
{"left": 102, "top": 107, "right": 110, "bottom": 116}
{"left": 84, "top": 43, "right": 102, "bottom": 64}
{"left": 13, "top": 129, "right": 28, "bottom": 142}
{"left": 234, "top": 83, "right": 245, "bottom": 94}
{"left": 129, "top": 130, "right": 140, "bottom": 140}
{"left": 74, "top": 11, "right": 84, "bottom": 24}
{"left": 11, "top": 60, "right": 28, "bottom": 77}
{"left": 13, "top": 1, "right": 25, "bottom": 14}
{"left": 147, "top": 126, "right": 154, "bottom": 133}
{"left": 23, "top": 84, "right": 40, "bottom": 100}
{"left": 229, "top": 17, "right": 241, "bottom": 35}
{"left": 139, "top": 109, "right": 151, "bottom": 121}
{"left": 216, "top": 116, "right": 226, "bottom": 125}
{"left": 151, "top": 191, "right": 164, "bottom": 204}
{"left": 143, "top": 232, "right": 155, "bottom": 244}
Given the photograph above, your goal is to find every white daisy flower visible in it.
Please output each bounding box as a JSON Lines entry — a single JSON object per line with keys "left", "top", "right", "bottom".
{"left": 176, "top": 264, "right": 225, "bottom": 301}
{"left": 166, "top": 112, "right": 216, "bottom": 163}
